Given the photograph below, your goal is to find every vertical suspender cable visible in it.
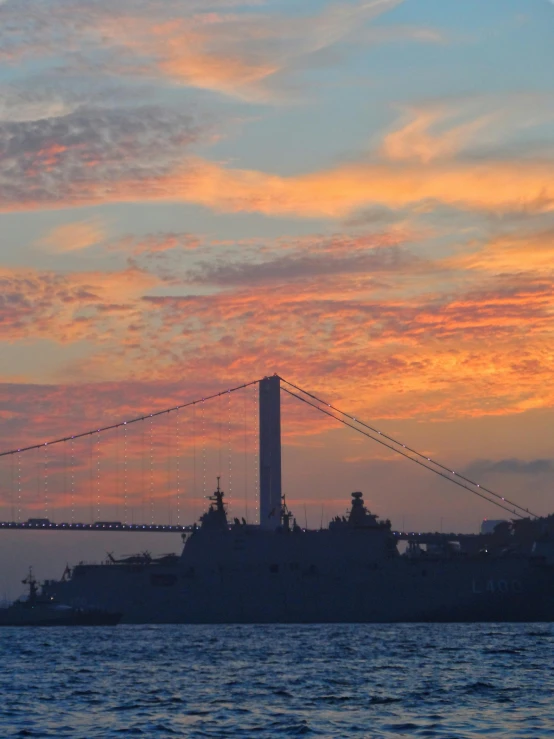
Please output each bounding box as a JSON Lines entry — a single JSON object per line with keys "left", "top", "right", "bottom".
{"left": 96, "top": 431, "right": 101, "bottom": 522}
{"left": 141, "top": 421, "right": 145, "bottom": 524}
{"left": 149, "top": 415, "right": 154, "bottom": 525}
{"left": 254, "top": 384, "right": 259, "bottom": 525}
{"left": 193, "top": 403, "right": 197, "bottom": 525}
{"left": 228, "top": 390, "right": 232, "bottom": 514}
{"left": 70, "top": 438, "right": 75, "bottom": 524}
{"left": 123, "top": 423, "right": 128, "bottom": 525}
{"left": 17, "top": 451, "right": 22, "bottom": 523}
{"left": 44, "top": 444, "right": 48, "bottom": 520}
{"left": 202, "top": 399, "right": 206, "bottom": 498}
{"left": 167, "top": 412, "right": 171, "bottom": 526}
{"left": 176, "top": 409, "right": 181, "bottom": 526}
{"left": 244, "top": 390, "right": 248, "bottom": 523}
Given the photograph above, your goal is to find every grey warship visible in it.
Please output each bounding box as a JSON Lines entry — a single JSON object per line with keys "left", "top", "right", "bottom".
{"left": 40, "top": 377, "right": 554, "bottom": 623}
{"left": 42, "top": 480, "right": 554, "bottom": 623}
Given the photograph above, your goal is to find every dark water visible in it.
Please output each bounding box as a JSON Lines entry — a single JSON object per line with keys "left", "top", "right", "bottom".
{"left": 1, "top": 624, "right": 553, "bottom": 738}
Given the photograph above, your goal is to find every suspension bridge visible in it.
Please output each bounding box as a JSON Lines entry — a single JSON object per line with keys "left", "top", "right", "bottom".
{"left": 0, "top": 375, "right": 537, "bottom": 535}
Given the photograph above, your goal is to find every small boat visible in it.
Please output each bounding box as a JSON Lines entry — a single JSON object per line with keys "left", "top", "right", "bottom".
{"left": 0, "top": 569, "right": 122, "bottom": 626}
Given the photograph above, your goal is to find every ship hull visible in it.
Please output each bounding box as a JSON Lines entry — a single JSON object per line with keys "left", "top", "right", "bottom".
{"left": 43, "top": 555, "right": 554, "bottom": 624}
{"left": 0, "top": 610, "right": 122, "bottom": 627}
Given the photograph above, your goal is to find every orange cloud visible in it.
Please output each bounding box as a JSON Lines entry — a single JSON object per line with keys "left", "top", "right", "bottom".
{"left": 446, "top": 229, "right": 554, "bottom": 275}
{"left": 380, "top": 107, "right": 496, "bottom": 164}
{"left": 150, "top": 21, "right": 280, "bottom": 100}
{"left": 6, "top": 153, "right": 553, "bottom": 218}
{"left": 4, "top": 97, "right": 554, "bottom": 219}
{"left": 380, "top": 94, "right": 554, "bottom": 163}
{"left": 0, "top": 265, "right": 159, "bottom": 344}
{"left": 89, "top": 0, "right": 409, "bottom": 101}
{"left": 155, "top": 156, "right": 554, "bottom": 218}
{"left": 1, "top": 0, "right": 442, "bottom": 109}
{"left": 2, "top": 225, "right": 554, "bottom": 426}
{"left": 36, "top": 218, "right": 107, "bottom": 253}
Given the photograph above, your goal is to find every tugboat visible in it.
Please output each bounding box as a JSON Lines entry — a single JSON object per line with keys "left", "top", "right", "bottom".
{"left": 0, "top": 569, "right": 122, "bottom": 626}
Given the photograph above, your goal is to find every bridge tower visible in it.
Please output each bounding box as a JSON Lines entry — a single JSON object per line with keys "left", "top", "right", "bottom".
{"left": 259, "top": 375, "right": 282, "bottom": 528}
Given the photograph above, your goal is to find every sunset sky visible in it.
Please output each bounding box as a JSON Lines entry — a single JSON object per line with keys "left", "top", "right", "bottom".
{"left": 1, "top": 0, "right": 554, "bottom": 594}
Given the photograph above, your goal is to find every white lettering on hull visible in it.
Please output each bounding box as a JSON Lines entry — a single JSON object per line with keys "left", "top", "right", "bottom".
{"left": 472, "top": 579, "right": 523, "bottom": 594}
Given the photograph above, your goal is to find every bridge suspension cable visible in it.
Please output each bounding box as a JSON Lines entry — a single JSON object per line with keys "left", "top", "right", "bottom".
{"left": 280, "top": 382, "right": 536, "bottom": 520}
{"left": 0, "top": 379, "right": 263, "bottom": 459}
{"left": 0, "top": 372, "right": 537, "bottom": 525}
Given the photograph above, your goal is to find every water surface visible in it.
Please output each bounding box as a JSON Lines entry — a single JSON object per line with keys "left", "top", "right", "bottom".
{"left": 1, "top": 623, "right": 552, "bottom": 738}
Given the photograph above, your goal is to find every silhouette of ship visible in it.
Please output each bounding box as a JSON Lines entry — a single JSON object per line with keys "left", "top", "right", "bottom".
{"left": 0, "top": 568, "right": 122, "bottom": 626}
{"left": 37, "top": 378, "right": 554, "bottom": 623}
{"left": 41, "top": 479, "right": 554, "bottom": 623}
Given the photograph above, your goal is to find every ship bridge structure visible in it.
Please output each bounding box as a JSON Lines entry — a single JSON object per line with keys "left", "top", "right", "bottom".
{"left": 0, "top": 374, "right": 538, "bottom": 536}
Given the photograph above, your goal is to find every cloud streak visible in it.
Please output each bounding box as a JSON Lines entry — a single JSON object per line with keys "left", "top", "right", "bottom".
{"left": 0, "top": 0, "right": 420, "bottom": 102}
{"left": 3, "top": 94, "right": 554, "bottom": 221}
{"left": 4, "top": 146, "right": 554, "bottom": 218}
{"left": 187, "top": 232, "right": 419, "bottom": 286}
{"left": 37, "top": 219, "right": 107, "bottom": 253}
{"left": 465, "top": 458, "right": 554, "bottom": 476}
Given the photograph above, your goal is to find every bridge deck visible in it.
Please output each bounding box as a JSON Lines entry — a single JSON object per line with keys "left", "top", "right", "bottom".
{"left": 0, "top": 520, "right": 481, "bottom": 544}
{"left": 0, "top": 521, "right": 193, "bottom": 533}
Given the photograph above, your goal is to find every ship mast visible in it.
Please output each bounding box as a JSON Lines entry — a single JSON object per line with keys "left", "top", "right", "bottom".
{"left": 21, "top": 568, "right": 38, "bottom": 603}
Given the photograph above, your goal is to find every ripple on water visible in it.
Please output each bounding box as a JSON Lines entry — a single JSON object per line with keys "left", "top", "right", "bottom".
{"left": 0, "top": 624, "right": 553, "bottom": 739}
